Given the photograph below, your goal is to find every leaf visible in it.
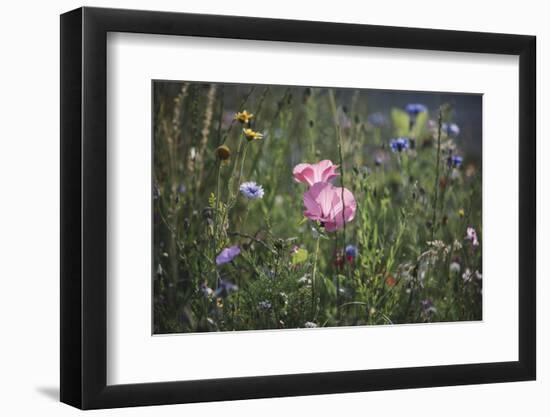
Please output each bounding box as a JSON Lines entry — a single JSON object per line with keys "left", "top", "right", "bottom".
{"left": 336, "top": 274, "right": 347, "bottom": 282}
{"left": 208, "top": 192, "right": 216, "bottom": 208}
{"left": 297, "top": 216, "right": 309, "bottom": 226}
{"left": 319, "top": 275, "right": 336, "bottom": 301}
{"left": 411, "top": 110, "right": 428, "bottom": 138}
{"left": 391, "top": 107, "right": 429, "bottom": 138}
{"left": 391, "top": 108, "right": 410, "bottom": 137}
{"left": 291, "top": 248, "right": 308, "bottom": 265}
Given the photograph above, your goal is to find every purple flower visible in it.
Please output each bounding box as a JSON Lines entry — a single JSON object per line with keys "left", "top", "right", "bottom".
{"left": 216, "top": 245, "right": 241, "bottom": 265}
{"left": 239, "top": 181, "right": 264, "bottom": 200}
{"left": 390, "top": 137, "right": 410, "bottom": 153}
{"left": 448, "top": 155, "right": 463, "bottom": 168}
{"left": 466, "top": 227, "right": 479, "bottom": 247}
{"left": 214, "top": 279, "right": 238, "bottom": 298}
{"left": 442, "top": 122, "right": 460, "bottom": 137}
{"left": 405, "top": 103, "right": 428, "bottom": 117}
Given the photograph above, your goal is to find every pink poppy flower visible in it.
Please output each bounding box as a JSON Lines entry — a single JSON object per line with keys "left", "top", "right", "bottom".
{"left": 293, "top": 160, "right": 340, "bottom": 187}
{"left": 303, "top": 182, "right": 356, "bottom": 232}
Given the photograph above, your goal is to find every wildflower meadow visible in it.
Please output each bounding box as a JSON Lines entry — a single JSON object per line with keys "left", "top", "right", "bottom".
{"left": 153, "top": 81, "right": 482, "bottom": 334}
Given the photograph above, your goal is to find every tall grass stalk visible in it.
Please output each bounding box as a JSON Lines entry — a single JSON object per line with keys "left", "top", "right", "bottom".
{"left": 329, "top": 90, "right": 350, "bottom": 315}
{"left": 213, "top": 160, "right": 222, "bottom": 255}
{"left": 431, "top": 108, "right": 443, "bottom": 241}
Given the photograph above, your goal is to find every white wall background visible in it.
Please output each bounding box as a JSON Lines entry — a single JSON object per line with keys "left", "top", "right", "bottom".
{"left": 0, "top": 0, "right": 545, "bottom": 415}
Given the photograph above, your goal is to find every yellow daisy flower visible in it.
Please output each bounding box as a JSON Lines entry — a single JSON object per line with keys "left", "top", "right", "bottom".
{"left": 234, "top": 110, "right": 254, "bottom": 124}
{"left": 243, "top": 128, "right": 263, "bottom": 141}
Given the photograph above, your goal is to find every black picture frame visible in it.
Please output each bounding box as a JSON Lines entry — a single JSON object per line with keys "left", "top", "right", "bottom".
{"left": 60, "top": 6, "right": 536, "bottom": 410}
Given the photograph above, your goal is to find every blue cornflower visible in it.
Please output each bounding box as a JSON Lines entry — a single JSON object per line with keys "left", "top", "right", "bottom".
{"left": 258, "top": 300, "right": 272, "bottom": 310}
{"left": 239, "top": 181, "right": 264, "bottom": 200}
{"left": 215, "top": 245, "right": 241, "bottom": 265}
{"left": 214, "top": 279, "right": 239, "bottom": 298}
{"left": 390, "top": 137, "right": 410, "bottom": 153}
{"left": 448, "top": 155, "right": 463, "bottom": 168}
{"left": 405, "top": 103, "right": 428, "bottom": 117}
{"left": 345, "top": 244, "right": 358, "bottom": 261}
{"left": 368, "top": 112, "right": 386, "bottom": 127}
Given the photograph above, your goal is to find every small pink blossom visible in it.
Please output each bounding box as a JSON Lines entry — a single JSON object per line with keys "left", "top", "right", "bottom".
{"left": 303, "top": 182, "right": 356, "bottom": 232}
{"left": 293, "top": 160, "right": 339, "bottom": 187}
{"left": 466, "top": 227, "right": 479, "bottom": 247}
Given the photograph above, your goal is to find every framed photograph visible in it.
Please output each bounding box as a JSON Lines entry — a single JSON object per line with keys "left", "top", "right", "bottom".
{"left": 60, "top": 6, "right": 536, "bottom": 409}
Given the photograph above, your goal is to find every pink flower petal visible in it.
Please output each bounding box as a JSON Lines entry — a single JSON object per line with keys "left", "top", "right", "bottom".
{"left": 324, "top": 220, "right": 340, "bottom": 232}
{"left": 293, "top": 160, "right": 339, "bottom": 187}
{"left": 293, "top": 163, "right": 316, "bottom": 186}
{"left": 302, "top": 181, "right": 356, "bottom": 232}
{"left": 322, "top": 165, "right": 340, "bottom": 183}
{"left": 331, "top": 187, "right": 356, "bottom": 220}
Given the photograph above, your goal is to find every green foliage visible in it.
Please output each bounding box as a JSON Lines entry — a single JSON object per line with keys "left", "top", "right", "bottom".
{"left": 391, "top": 108, "right": 410, "bottom": 137}
{"left": 291, "top": 248, "right": 309, "bottom": 265}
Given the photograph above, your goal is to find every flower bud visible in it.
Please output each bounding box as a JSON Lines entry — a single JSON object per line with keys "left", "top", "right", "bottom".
{"left": 215, "top": 144, "right": 231, "bottom": 160}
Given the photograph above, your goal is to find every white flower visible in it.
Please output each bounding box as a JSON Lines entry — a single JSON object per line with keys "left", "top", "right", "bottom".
{"left": 297, "top": 275, "right": 311, "bottom": 285}
{"left": 449, "top": 262, "right": 461, "bottom": 274}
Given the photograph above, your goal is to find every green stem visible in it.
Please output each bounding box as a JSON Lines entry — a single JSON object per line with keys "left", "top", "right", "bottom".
{"left": 431, "top": 109, "right": 443, "bottom": 241}
{"left": 236, "top": 142, "right": 250, "bottom": 194}
{"left": 334, "top": 234, "right": 340, "bottom": 318}
{"left": 241, "top": 203, "right": 250, "bottom": 232}
{"left": 213, "top": 161, "right": 222, "bottom": 247}
{"left": 222, "top": 136, "right": 249, "bottom": 232}
{"left": 337, "top": 125, "right": 346, "bottom": 249}
{"left": 311, "top": 235, "right": 321, "bottom": 315}
{"left": 336, "top": 267, "right": 340, "bottom": 319}
{"left": 227, "top": 138, "right": 244, "bottom": 201}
